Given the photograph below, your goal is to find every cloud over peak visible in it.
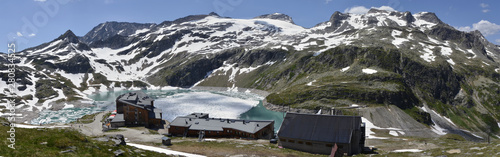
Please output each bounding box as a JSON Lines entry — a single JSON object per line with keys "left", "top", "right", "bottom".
{"left": 458, "top": 20, "right": 500, "bottom": 36}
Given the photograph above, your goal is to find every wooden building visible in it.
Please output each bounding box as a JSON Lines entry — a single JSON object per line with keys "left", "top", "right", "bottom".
{"left": 115, "top": 91, "right": 163, "bottom": 128}
{"left": 277, "top": 113, "right": 365, "bottom": 156}
{"left": 168, "top": 113, "right": 274, "bottom": 139}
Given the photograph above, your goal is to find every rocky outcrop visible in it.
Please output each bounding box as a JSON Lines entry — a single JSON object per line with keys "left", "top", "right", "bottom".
{"left": 326, "top": 11, "right": 350, "bottom": 32}
{"left": 254, "top": 13, "right": 295, "bottom": 24}
{"left": 418, "top": 12, "right": 443, "bottom": 25}
{"left": 82, "top": 21, "right": 155, "bottom": 44}
{"left": 55, "top": 54, "right": 93, "bottom": 74}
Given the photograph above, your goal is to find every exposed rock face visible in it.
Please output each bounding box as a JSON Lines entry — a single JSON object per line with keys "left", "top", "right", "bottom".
{"left": 418, "top": 12, "right": 443, "bottom": 24}
{"left": 254, "top": 13, "right": 295, "bottom": 24}
{"left": 326, "top": 11, "right": 350, "bottom": 31}
{"left": 55, "top": 54, "right": 93, "bottom": 74}
{"left": 81, "top": 21, "right": 155, "bottom": 44}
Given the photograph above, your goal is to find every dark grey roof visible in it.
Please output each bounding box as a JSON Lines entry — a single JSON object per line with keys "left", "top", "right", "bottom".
{"left": 169, "top": 114, "right": 273, "bottom": 134}
{"left": 183, "top": 113, "right": 209, "bottom": 119}
{"left": 111, "top": 114, "right": 125, "bottom": 123}
{"left": 278, "top": 113, "right": 361, "bottom": 144}
{"left": 117, "top": 91, "right": 154, "bottom": 110}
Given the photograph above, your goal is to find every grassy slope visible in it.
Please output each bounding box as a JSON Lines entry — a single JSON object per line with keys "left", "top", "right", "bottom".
{"left": 0, "top": 120, "right": 168, "bottom": 156}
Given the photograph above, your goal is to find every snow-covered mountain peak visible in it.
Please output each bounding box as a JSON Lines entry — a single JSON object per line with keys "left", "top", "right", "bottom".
{"left": 321, "top": 9, "right": 448, "bottom": 34}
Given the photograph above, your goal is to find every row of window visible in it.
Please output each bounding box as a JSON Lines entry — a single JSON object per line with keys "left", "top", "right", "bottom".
{"left": 279, "top": 139, "right": 343, "bottom": 148}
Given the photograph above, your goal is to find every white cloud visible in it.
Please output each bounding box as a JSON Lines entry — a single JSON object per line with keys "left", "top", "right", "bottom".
{"left": 34, "top": 0, "right": 47, "bottom": 2}
{"left": 344, "top": 6, "right": 396, "bottom": 14}
{"left": 344, "top": 6, "right": 370, "bottom": 14}
{"left": 457, "top": 20, "right": 500, "bottom": 36}
{"left": 457, "top": 26, "right": 471, "bottom": 31}
{"left": 496, "top": 39, "right": 500, "bottom": 44}
{"left": 375, "top": 6, "right": 396, "bottom": 12}
{"left": 480, "top": 3, "right": 489, "bottom": 8}
{"left": 28, "top": 33, "right": 36, "bottom": 37}
{"left": 325, "top": 0, "right": 332, "bottom": 4}
{"left": 16, "top": 32, "right": 23, "bottom": 37}
{"left": 483, "top": 9, "right": 490, "bottom": 13}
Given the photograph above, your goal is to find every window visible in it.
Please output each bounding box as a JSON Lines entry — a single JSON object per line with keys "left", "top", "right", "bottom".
{"left": 305, "top": 142, "right": 312, "bottom": 145}
{"left": 288, "top": 140, "right": 295, "bottom": 143}
{"left": 326, "top": 144, "right": 333, "bottom": 147}
{"left": 298, "top": 141, "right": 304, "bottom": 144}
{"left": 279, "top": 138, "right": 286, "bottom": 141}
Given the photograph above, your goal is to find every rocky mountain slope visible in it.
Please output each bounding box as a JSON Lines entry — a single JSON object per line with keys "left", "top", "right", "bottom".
{"left": 1, "top": 9, "right": 500, "bottom": 139}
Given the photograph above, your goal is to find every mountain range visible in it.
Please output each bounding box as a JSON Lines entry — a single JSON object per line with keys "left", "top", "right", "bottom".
{"left": 1, "top": 9, "right": 500, "bottom": 139}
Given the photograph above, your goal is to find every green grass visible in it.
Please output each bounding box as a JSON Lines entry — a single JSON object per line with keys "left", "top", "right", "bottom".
{"left": 148, "top": 129, "right": 159, "bottom": 135}
{"left": 70, "top": 112, "right": 101, "bottom": 124}
{"left": 102, "top": 112, "right": 112, "bottom": 123}
{"left": 0, "top": 124, "right": 169, "bottom": 156}
{"left": 169, "top": 140, "right": 327, "bottom": 157}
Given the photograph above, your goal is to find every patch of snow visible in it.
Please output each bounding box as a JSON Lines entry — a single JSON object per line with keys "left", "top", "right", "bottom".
{"left": 440, "top": 46, "right": 453, "bottom": 56}
{"left": 362, "top": 117, "right": 402, "bottom": 139}
{"left": 462, "top": 129, "right": 484, "bottom": 139}
{"left": 392, "top": 149, "right": 423, "bottom": 153}
{"left": 496, "top": 68, "right": 500, "bottom": 73}
{"left": 397, "top": 131, "right": 406, "bottom": 135}
{"left": 57, "top": 71, "right": 85, "bottom": 88}
{"left": 391, "top": 30, "right": 409, "bottom": 48}
{"left": 430, "top": 110, "right": 457, "bottom": 127}
{"left": 418, "top": 106, "right": 428, "bottom": 112}
{"left": 362, "top": 68, "right": 377, "bottom": 74}
{"left": 132, "top": 28, "right": 150, "bottom": 36}
{"left": 420, "top": 48, "right": 436, "bottom": 62}
{"left": 413, "top": 12, "right": 438, "bottom": 30}
{"left": 430, "top": 121, "right": 448, "bottom": 135}
{"left": 127, "top": 143, "right": 206, "bottom": 157}
{"left": 389, "top": 130, "right": 399, "bottom": 136}
{"left": 482, "top": 61, "right": 490, "bottom": 66}
{"left": 62, "top": 103, "right": 74, "bottom": 109}
{"left": 306, "top": 80, "right": 316, "bottom": 86}
{"left": 341, "top": 66, "right": 350, "bottom": 72}
{"left": 316, "top": 109, "right": 322, "bottom": 114}
{"left": 447, "top": 59, "right": 456, "bottom": 65}
{"left": 350, "top": 104, "right": 359, "bottom": 107}
{"left": 470, "top": 147, "right": 486, "bottom": 150}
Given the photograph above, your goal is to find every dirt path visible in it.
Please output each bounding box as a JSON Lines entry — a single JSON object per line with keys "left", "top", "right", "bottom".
{"left": 70, "top": 111, "right": 108, "bottom": 136}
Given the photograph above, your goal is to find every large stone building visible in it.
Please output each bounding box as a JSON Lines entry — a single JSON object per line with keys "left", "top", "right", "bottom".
{"left": 168, "top": 113, "right": 274, "bottom": 139}
{"left": 112, "top": 91, "right": 163, "bottom": 128}
{"left": 278, "top": 113, "right": 365, "bottom": 156}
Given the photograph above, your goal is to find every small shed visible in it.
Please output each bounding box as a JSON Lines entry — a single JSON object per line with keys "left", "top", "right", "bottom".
{"left": 162, "top": 136, "right": 171, "bottom": 146}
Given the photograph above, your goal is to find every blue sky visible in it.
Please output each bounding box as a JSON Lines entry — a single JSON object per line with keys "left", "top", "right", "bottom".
{"left": 2, "top": 0, "right": 500, "bottom": 52}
